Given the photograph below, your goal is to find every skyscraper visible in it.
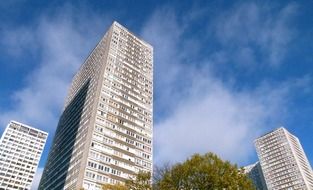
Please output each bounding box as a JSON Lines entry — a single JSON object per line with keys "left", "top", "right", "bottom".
{"left": 39, "top": 21, "right": 153, "bottom": 190}
{"left": 255, "top": 127, "right": 313, "bottom": 190}
{"left": 243, "top": 162, "right": 267, "bottom": 190}
{"left": 0, "top": 120, "right": 48, "bottom": 190}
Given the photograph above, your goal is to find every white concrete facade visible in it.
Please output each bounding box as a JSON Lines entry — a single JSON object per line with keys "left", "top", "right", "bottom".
{"left": 0, "top": 121, "right": 48, "bottom": 190}
{"left": 39, "top": 21, "right": 153, "bottom": 190}
{"left": 81, "top": 21, "right": 153, "bottom": 190}
{"left": 255, "top": 127, "right": 313, "bottom": 190}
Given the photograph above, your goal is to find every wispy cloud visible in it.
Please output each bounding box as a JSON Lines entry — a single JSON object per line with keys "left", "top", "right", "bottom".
{"left": 141, "top": 2, "right": 303, "bottom": 165}
{"left": 0, "top": 0, "right": 305, "bottom": 170}
{"left": 153, "top": 73, "right": 309, "bottom": 164}
{"left": 0, "top": 5, "right": 109, "bottom": 133}
{"left": 1, "top": 27, "right": 38, "bottom": 58}
{"left": 141, "top": 8, "right": 187, "bottom": 119}
{"left": 154, "top": 81, "right": 276, "bottom": 164}
{"left": 1, "top": 5, "right": 111, "bottom": 189}
{"left": 214, "top": 2, "right": 297, "bottom": 66}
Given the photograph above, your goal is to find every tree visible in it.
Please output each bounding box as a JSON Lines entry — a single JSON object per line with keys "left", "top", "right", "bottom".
{"left": 102, "top": 183, "right": 127, "bottom": 190}
{"left": 102, "top": 171, "right": 152, "bottom": 190}
{"left": 154, "top": 152, "right": 254, "bottom": 190}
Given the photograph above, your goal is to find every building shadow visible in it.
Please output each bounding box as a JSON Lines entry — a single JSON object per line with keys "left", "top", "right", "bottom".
{"left": 39, "top": 79, "right": 90, "bottom": 190}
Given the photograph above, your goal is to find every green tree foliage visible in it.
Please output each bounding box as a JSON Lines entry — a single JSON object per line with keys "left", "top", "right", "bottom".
{"left": 154, "top": 153, "right": 254, "bottom": 190}
{"left": 102, "top": 183, "right": 127, "bottom": 190}
{"left": 102, "top": 152, "right": 254, "bottom": 190}
{"left": 102, "top": 171, "right": 152, "bottom": 190}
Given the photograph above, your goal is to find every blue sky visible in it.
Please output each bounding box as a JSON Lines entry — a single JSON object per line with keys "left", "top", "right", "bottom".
{"left": 1, "top": 0, "right": 313, "bottom": 188}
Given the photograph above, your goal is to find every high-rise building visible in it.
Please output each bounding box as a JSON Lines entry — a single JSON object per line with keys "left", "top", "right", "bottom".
{"left": 243, "top": 162, "right": 267, "bottom": 190}
{"left": 255, "top": 127, "right": 313, "bottom": 190}
{"left": 0, "top": 120, "right": 48, "bottom": 190}
{"left": 39, "top": 21, "right": 153, "bottom": 190}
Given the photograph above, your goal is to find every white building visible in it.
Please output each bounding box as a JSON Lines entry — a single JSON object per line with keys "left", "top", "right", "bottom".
{"left": 39, "top": 21, "right": 153, "bottom": 190}
{"left": 255, "top": 127, "right": 313, "bottom": 190}
{"left": 0, "top": 120, "right": 48, "bottom": 190}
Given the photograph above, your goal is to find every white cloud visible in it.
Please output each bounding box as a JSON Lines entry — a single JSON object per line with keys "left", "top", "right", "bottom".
{"left": 0, "top": 5, "right": 110, "bottom": 133}
{"left": 141, "top": 7, "right": 198, "bottom": 117}
{"left": 0, "top": 4, "right": 111, "bottom": 187}
{"left": 153, "top": 72, "right": 298, "bottom": 165}
{"left": 141, "top": 3, "right": 302, "bottom": 165}
{"left": 214, "top": 2, "right": 297, "bottom": 66}
{"left": 31, "top": 167, "right": 43, "bottom": 190}
{"left": 0, "top": 0, "right": 304, "bottom": 171}
{"left": 1, "top": 27, "right": 38, "bottom": 58}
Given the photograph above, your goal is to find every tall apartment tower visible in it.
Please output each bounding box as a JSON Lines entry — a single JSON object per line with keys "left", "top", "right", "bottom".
{"left": 0, "top": 120, "right": 48, "bottom": 190}
{"left": 39, "top": 21, "right": 153, "bottom": 190}
{"left": 255, "top": 127, "right": 313, "bottom": 190}
{"left": 243, "top": 162, "right": 267, "bottom": 190}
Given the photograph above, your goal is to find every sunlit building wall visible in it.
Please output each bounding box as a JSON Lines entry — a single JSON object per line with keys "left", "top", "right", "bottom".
{"left": 255, "top": 127, "right": 313, "bottom": 190}
{"left": 39, "top": 21, "right": 153, "bottom": 190}
{"left": 0, "top": 121, "right": 48, "bottom": 190}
